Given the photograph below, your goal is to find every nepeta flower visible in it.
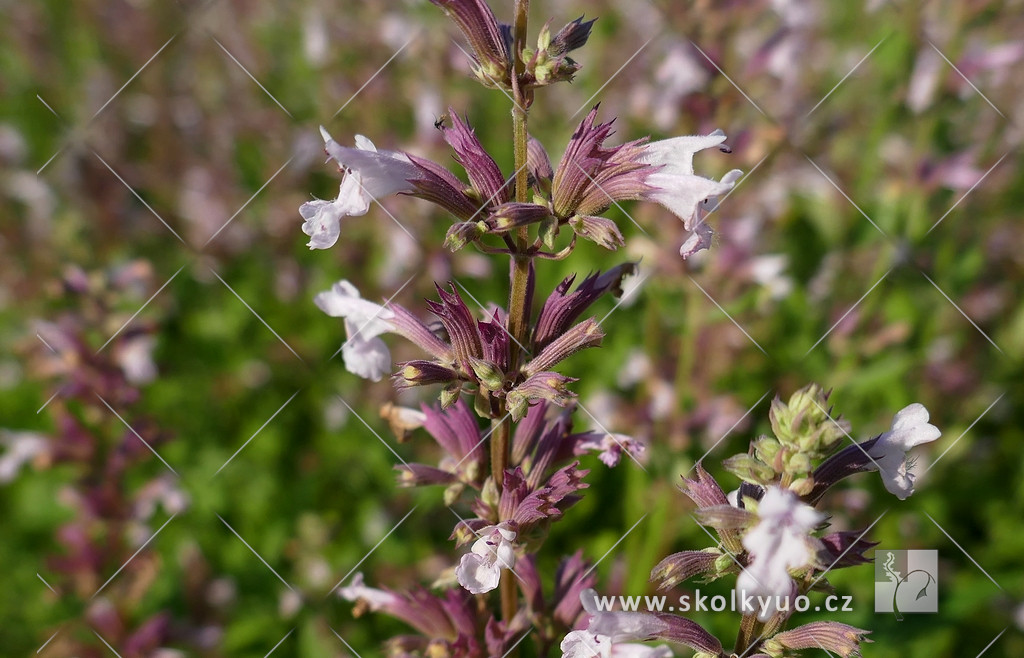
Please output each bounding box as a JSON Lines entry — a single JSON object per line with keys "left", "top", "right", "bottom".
{"left": 867, "top": 403, "right": 941, "bottom": 500}
{"left": 314, "top": 280, "right": 395, "bottom": 381}
{"left": 574, "top": 432, "right": 645, "bottom": 467}
{"left": 306, "top": 114, "right": 513, "bottom": 251}
{"left": 561, "top": 629, "right": 672, "bottom": 658}
{"left": 456, "top": 522, "right": 517, "bottom": 594}
{"left": 638, "top": 131, "right": 741, "bottom": 257}
{"left": 736, "top": 486, "right": 824, "bottom": 621}
{"left": 546, "top": 107, "right": 740, "bottom": 257}
{"left": 338, "top": 572, "right": 483, "bottom": 654}
{"left": 301, "top": 129, "right": 420, "bottom": 249}
{"left": 561, "top": 588, "right": 724, "bottom": 658}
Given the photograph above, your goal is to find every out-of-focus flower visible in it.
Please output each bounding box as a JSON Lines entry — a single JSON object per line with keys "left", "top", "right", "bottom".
{"left": 0, "top": 430, "right": 48, "bottom": 483}
{"left": 736, "top": 486, "right": 824, "bottom": 621}
{"left": 456, "top": 522, "right": 517, "bottom": 594}
{"left": 115, "top": 333, "right": 158, "bottom": 384}
{"left": 867, "top": 403, "right": 941, "bottom": 500}
{"left": 574, "top": 432, "right": 645, "bottom": 467}
{"left": 301, "top": 129, "right": 421, "bottom": 249}
{"left": 314, "top": 280, "right": 395, "bottom": 381}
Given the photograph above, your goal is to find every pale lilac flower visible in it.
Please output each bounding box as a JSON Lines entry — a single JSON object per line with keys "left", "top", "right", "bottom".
{"left": 550, "top": 108, "right": 740, "bottom": 258}
{"left": 300, "top": 128, "right": 420, "bottom": 249}
{"left": 561, "top": 629, "right": 672, "bottom": 658}
{"left": 867, "top": 403, "right": 941, "bottom": 500}
{"left": 0, "top": 430, "right": 47, "bottom": 483}
{"left": 455, "top": 522, "right": 516, "bottom": 594}
{"left": 737, "top": 487, "right": 824, "bottom": 621}
{"left": 574, "top": 432, "right": 646, "bottom": 467}
{"left": 337, "top": 572, "right": 403, "bottom": 611}
{"left": 560, "top": 588, "right": 673, "bottom": 657}
{"left": 314, "top": 280, "right": 395, "bottom": 381}
{"left": 639, "top": 134, "right": 742, "bottom": 259}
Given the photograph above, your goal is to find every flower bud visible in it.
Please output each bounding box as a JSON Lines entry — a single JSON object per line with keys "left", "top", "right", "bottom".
{"left": 485, "top": 202, "right": 552, "bottom": 233}
{"left": 571, "top": 215, "right": 625, "bottom": 250}
{"left": 523, "top": 318, "right": 603, "bottom": 376}
{"left": 650, "top": 549, "right": 720, "bottom": 590}
{"left": 397, "top": 361, "right": 461, "bottom": 388}
{"left": 763, "top": 621, "right": 871, "bottom": 658}
{"left": 508, "top": 372, "right": 578, "bottom": 416}
{"left": 470, "top": 358, "right": 505, "bottom": 391}
{"left": 428, "top": 0, "right": 511, "bottom": 88}
{"left": 444, "top": 221, "right": 486, "bottom": 251}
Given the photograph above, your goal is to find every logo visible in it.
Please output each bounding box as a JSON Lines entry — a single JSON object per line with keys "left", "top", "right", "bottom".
{"left": 874, "top": 549, "right": 938, "bottom": 619}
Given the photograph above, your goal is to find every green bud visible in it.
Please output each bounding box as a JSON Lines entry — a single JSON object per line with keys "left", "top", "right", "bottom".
{"left": 480, "top": 476, "right": 500, "bottom": 513}
{"left": 787, "top": 452, "right": 812, "bottom": 475}
{"left": 788, "top": 477, "right": 814, "bottom": 496}
{"left": 440, "top": 383, "right": 462, "bottom": 409}
{"left": 470, "top": 357, "right": 505, "bottom": 391}
{"left": 506, "top": 390, "right": 529, "bottom": 421}
{"left": 539, "top": 216, "right": 559, "bottom": 250}
{"left": 722, "top": 452, "right": 775, "bottom": 484}
{"left": 753, "top": 436, "right": 783, "bottom": 471}
{"left": 714, "top": 553, "right": 735, "bottom": 575}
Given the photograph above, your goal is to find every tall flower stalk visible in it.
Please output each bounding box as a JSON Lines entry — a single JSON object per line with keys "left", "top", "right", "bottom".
{"left": 301, "top": 2, "right": 940, "bottom": 656}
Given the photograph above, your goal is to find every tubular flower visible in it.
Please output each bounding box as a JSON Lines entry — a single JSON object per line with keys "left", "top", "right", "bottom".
{"left": 301, "top": 129, "right": 420, "bottom": 249}
{"left": 866, "top": 403, "right": 941, "bottom": 500}
{"left": 305, "top": 114, "right": 514, "bottom": 250}
{"left": 314, "top": 280, "right": 395, "bottom": 381}
{"left": 736, "top": 486, "right": 824, "bottom": 621}
{"left": 549, "top": 106, "right": 740, "bottom": 257}
{"left": 455, "top": 522, "right": 517, "bottom": 594}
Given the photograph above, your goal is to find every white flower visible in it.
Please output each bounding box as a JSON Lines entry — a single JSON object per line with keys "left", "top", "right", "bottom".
{"left": 0, "top": 430, "right": 47, "bottom": 484}
{"left": 314, "top": 280, "right": 395, "bottom": 381}
{"left": 736, "top": 487, "right": 824, "bottom": 621}
{"left": 867, "top": 403, "right": 941, "bottom": 500}
{"left": 455, "top": 523, "right": 516, "bottom": 594}
{"left": 337, "top": 572, "right": 400, "bottom": 611}
{"left": 300, "top": 128, "right": 420, "bottom": 249}
{"left": 638, "top": 131, "right": 742, "bottom": 259}
{"left": 561, "top": 630, "right": 672, "bottom": 658}
{"left": 575, "top": 433, "right": 646, "bottom": 467}
{"left": 561, "top": 589, "right": 672, "bottom": 658}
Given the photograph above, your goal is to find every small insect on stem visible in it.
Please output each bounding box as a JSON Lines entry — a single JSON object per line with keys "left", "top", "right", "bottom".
{"left": 434, "top": 113, "right": 449, "bottom": 130}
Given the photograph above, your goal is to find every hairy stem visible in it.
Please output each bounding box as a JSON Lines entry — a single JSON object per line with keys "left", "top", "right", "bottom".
{"left": 492, "top": 0, "right": 532, "bottom": 633}
{"left": 735, "top": 614, "right": 766, "bottom": 655}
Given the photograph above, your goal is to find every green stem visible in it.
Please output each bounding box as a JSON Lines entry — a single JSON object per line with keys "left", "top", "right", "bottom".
{"left": 735, "top": 614, "right": 765, "bottom": 655}
{"left": 494, "top": 0, "right": 532, "bottom": 635}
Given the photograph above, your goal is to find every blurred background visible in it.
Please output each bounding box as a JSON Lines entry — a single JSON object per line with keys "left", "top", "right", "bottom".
{"left": 2, "top": 0, "right": 1022, "bottom": 655}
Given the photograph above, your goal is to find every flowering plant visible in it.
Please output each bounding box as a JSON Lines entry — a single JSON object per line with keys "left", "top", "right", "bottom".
{"left": 300, "top": 1, "right": 943, "bottom": 656}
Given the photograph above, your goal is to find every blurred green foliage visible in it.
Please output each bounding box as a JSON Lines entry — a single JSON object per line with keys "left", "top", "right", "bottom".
{"left": 2, "top": 0, "right": 1022, "bottom": 656}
